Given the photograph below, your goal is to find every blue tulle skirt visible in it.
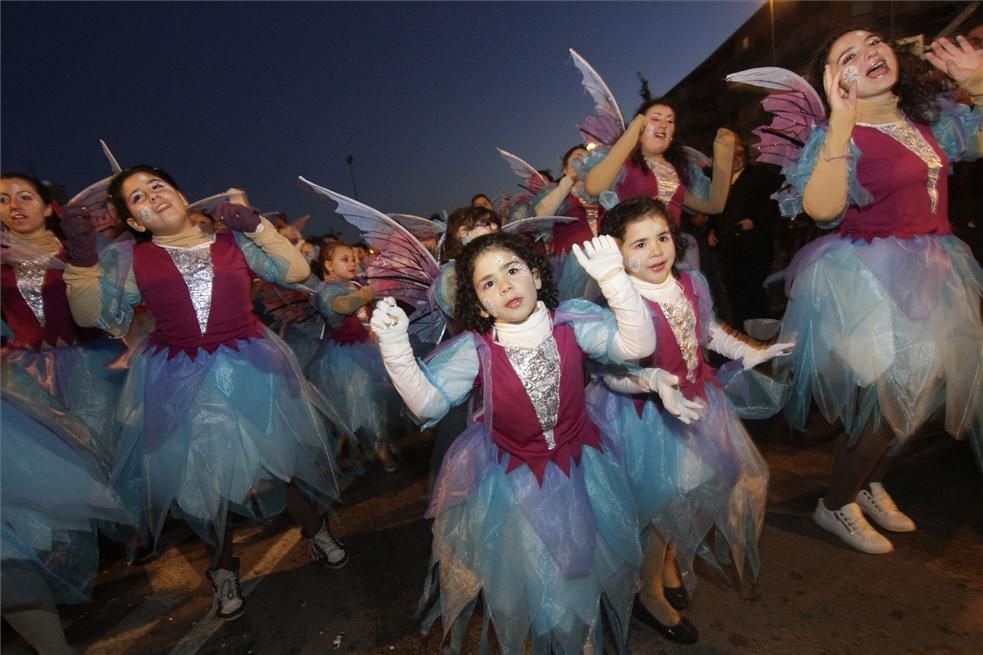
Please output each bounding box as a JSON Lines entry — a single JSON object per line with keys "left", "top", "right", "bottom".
{"left": 306, "top": 337, "right": 403, "bottom": 460}
{"left": 586, "top": 381, "right": 768, "bottom": 593}
{"left": 2, "top": 393, "right": 130, "bottom": 607}
{"left": 776, "top": 234, "right": 983, "bottom": 467}
{"left": 282, "top": 316, "right": 324, "bottom": 371}
{"left": 421, "top": 423, "right": 641, "bottom": 655}
{"left": 1, "top": 338, "right": 126, "bottom": 474}
{"left": 112, "top": 328, "right": 345, "bottom": 548}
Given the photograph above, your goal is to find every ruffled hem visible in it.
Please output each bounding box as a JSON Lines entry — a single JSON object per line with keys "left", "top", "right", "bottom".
{"left": 422, "top": 425, "right": 640, "bottom": 655}
{"left": 112, "top": 327, "right": 345, "bottom": 548}
{"left": 2, "top": 393, "right": 130, "bottom": 605}
{"left": 777, "top": 234, "right": 983, "bottom": 458}
{"left": 306, "top": 337, "right": 403, "bottom": 458}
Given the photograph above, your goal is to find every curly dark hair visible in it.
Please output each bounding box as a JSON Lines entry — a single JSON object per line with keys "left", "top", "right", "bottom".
{"left": 630, "top": 98, "right": 692, "bottom": 187}
{"left": 454, "top": 231, "right": 559, "bottom": 334}
{"left": 442, "top": 205, "right": 502, "bottom": 263}
{"left": 810, "top": 27, "right": 947, "bottom": 126}
{"left": 600, "top": 196, "right": 688, "bottom": 279}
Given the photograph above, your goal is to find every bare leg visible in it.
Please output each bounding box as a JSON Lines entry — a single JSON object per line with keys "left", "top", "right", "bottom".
{"left": 4, "top": 603, "right": 76, "bottom": 655}
{"left": 661, "top": 543, "right": 683, "bottom": 588}
{"left": 638, "top": 533, "right": 680, "bottom": 625}
{"left": 286, "top": 483, "right": 323, "bottom": 537}
{"left": 824, "top": 420, "right": 895, "bottom": 509}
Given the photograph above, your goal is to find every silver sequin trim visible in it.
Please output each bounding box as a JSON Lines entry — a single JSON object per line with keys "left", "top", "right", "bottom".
{"left": 162, "top": 241, "right": 215, "bottom": 336}
{"left": 14, "top": 260, "right": 48, "bottom": 327}
{"left": 659, "top": 293, "right": 699, "bottom": 383}
{"left": 505, "top": 336, "right": 562, "bottom": 450}
{"left": 645, "top": 157, "right": 681, "bottom": 204}
{"left": 867, "top": 120, "right": 942, "bottom": 213}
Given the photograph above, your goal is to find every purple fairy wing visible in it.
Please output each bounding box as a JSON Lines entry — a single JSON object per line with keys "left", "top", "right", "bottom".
{"left": 569, "top": 49, "right": 625, "bottom": 131}
{"left": 298, "top": 176, "right": 444, "bottom": 345}
{"left": 0, "top": 232, "right": 65, "bottom": 270}
{"left": 99, "top": 139, "right": 123, "bottom": 174}
{"left": 496, "top": 148, "right": 550, "bottom": 194}
{"left": 725, "top": 67, "right": 826, "bottom": 169}
{"left": 186, "top": 192, "right": 241, "bottom": 216}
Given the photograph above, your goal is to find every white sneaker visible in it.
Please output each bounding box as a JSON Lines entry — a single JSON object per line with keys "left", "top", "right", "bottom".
{"left": 813, "top": 499, "right": 894, "bottom": 554}
{"left": 857, "top": 483, "right": 916, "bottom": 532}
{"left": 207, "top": 559, "right": 245, "bottom": 621}
{"left": 310, "top": 519, "right": 349, "bottom": 569}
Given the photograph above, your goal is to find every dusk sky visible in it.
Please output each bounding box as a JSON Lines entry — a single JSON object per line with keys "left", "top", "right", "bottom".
{"left": 2, "top": 1, "right": 763, "bottom": 235}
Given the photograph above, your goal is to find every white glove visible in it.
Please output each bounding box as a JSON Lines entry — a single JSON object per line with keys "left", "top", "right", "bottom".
{"left": 572, "top": 237, "right": 656, "bottom": 361}
{"left": 369, "top": 297, "right": 446, "bottom": 419}
{"left": 571, "top": 235, "right": 624, "bottom": 283}
{"left": 642, "top": 369, "right": 705, "bottom": 424}
{"left": 708, "top": 321, "right": 794, "bottom": 370}
{"left": 741, "top": 341, "right": 795, "bottom": 370}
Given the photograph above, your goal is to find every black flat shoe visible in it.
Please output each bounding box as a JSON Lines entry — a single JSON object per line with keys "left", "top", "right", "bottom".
{"left": 663, "top": 584, "right": 689, "bottom": 610}
{"left": 632, "top": 599, "right": 700, "bottom": 644}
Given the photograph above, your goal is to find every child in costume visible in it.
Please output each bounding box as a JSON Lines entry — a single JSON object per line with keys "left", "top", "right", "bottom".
{"left": 732, "top": 31, "right": 983, "bottom": 554}
{"left": 369, "top": 230, "right": 655, "bottom": 654}
{"left": 1, "top": 172, "right": 125, "bottom": 472}
{"left": 61, "top": 165, "right": 351, "bottom": 622}
{"left": 588, "top": 197, "right": 792, "bottom": 644}
{"left": 308, "top": 238, "right": 402, "bottom": 471}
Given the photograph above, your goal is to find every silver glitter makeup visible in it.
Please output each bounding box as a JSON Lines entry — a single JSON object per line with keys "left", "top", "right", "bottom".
{"left": 480, "top": 297, "right": 498, "bottom": 317}
{"left": 841, "top": 65, "right": 860, "bottom": 87}
{"left": 628, "top": 256, "right": 641, "bottom": 272}
{"left": 139, "top": 207, "right": 152, "bottom": 222}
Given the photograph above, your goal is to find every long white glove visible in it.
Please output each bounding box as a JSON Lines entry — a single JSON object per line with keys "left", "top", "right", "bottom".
{"left": 572, "top": 236, "right": 656, "bottom": 360}
{"left": 603, "top": 368, "right": 704, "bottom": 424}
{"left": 369, "top": 297, "right": 446, "bottom": 420}
{"left": 707, "top": 322, "right": 795, "bottom": 370}
{"left": 642, "top": 368, "right": 705, "bottom": 424}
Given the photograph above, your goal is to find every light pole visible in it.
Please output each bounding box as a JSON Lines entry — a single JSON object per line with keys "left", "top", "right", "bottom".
{"left": 345, "top": 154, "right": 359, "bottom": 200}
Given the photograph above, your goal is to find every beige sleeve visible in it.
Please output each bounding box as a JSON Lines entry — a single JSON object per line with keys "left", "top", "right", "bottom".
{"left": 62, "top": 264, "right": 128, "bottom": 338}
{"left": 585, "top": 120, "right": 643, "bottom": 197}
{"left": 244, "top": 217, "right": 312, "bottom": 283}
{"left": 683, "top": 133, "right": 737, "bottom": 215}
{"left": 802, "top": 112, "right": 854, "bottom": 222}
{"left": 534, "top": 176, "right": 576, "bottom": 216}
{"left": 331, "top": 286, "right": 374, "bottom": 315}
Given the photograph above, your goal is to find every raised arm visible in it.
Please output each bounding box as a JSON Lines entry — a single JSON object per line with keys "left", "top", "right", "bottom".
{"left": 682, "top": 128, "right": 737, "bottom": 215}
{"left": 584, "top": 115, "right": 648, "bottom": 197}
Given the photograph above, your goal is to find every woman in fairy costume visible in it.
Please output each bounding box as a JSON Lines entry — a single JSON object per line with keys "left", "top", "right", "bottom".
{"left": 369, "top": 231, "right": 655, "bottom": 654}
{"left": 62, "top": 165, "right": 351, "bottom": 621}
{"left": 755, "top": 31, "right": 983, "bottom": 554}
{"left": 1, "top": 172, "right": 125, "bottom": 471}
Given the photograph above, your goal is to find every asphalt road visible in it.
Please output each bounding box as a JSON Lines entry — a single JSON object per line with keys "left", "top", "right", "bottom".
{"left": 5, "top": 413, "right": 981, "bottom": 655}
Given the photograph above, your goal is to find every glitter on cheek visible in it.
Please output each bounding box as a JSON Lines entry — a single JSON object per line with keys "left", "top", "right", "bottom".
{"left": 480, "top": 297, "right": 498, "bottom": 317}
{"left": 139, "top": 207, "right": 152, "bottom": 222}
{"left": 842, "top": 65, "right": 860, "bottom": 86}
{"left": 628, "top": 255, "right": 641, "bottom": 272}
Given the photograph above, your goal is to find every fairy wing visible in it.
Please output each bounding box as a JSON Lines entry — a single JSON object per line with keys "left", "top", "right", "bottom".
{"left": 298, "top": 176, "right": 444, "bottom": 345}
{"left": 502, "top": 215, "right": 576, "bottom": 243}
{"left": 387, "top": 213, "right": 447, "bottom": 242}
{"left": 186, "top": 192, "right": 242, "bottom": 216}
{"left": 725, "top": 67, "right": 826, "bottom": 169}
{"left": 496, "top": 148, "right": 551, "bottom": 195}
{"left": 99, "top": 139, "right": 123, "bottom": 174}
{"left": 570, "top": 49, "right": 626, "bottom": 148}
{"left": 0, "top": 231, "right": 65, "bottom": 270}
{"left": 683, "top": 146, "right": 712, "bottom": 170}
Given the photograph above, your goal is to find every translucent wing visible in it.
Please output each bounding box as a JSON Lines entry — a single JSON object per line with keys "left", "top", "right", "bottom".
{"left": 99, "top": 139, "right": 123, "bottom": 174}
{"left": 496, "top": 148, "right": 549, "bottom": 194}
{"left": 186, "top": 192, "right": 240, "bottom": 216}
{"left": 254, "top": 280, "right": 317, "bottom": 329}
{"left": 298, "top": 176, "right": 444, "bottom": 345}
{"left": 0, "top": 231, "right": 65, "bottom": 269}
{"left": 683, "top": 146, "right": 712, "bottom": 170}
{"left": 502, "top": 215, "right": 576, "bottom": 242}
{"left": 68, "top": 176, "right": 113, "bottom": 208}
{"left": 569, "top": 49, "right": 625, "bottom": 130}
{"left": 387, "top": 213, "right": 447, "bottom": 242}
{"left": 726, "top": 67, "right": 826, "bottom": 169}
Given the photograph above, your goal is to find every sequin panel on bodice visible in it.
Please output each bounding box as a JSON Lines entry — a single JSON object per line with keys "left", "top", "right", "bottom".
{"left": 162, "top": 241, "right": 215, "bottom": 335}
{"left": 504, "top": 335, "right": 562, "bottom": 450}
{"left": 868, "top": 120, "right": 942, "bottom": 213}
{"left": 659, "top": 295, "right": 699, "bottom": 382}
{"left": 14, "top": 260, "right": 48, "bottom": 327}
{"left": 645, "top": 158, "right": 681, "bottom": 205}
